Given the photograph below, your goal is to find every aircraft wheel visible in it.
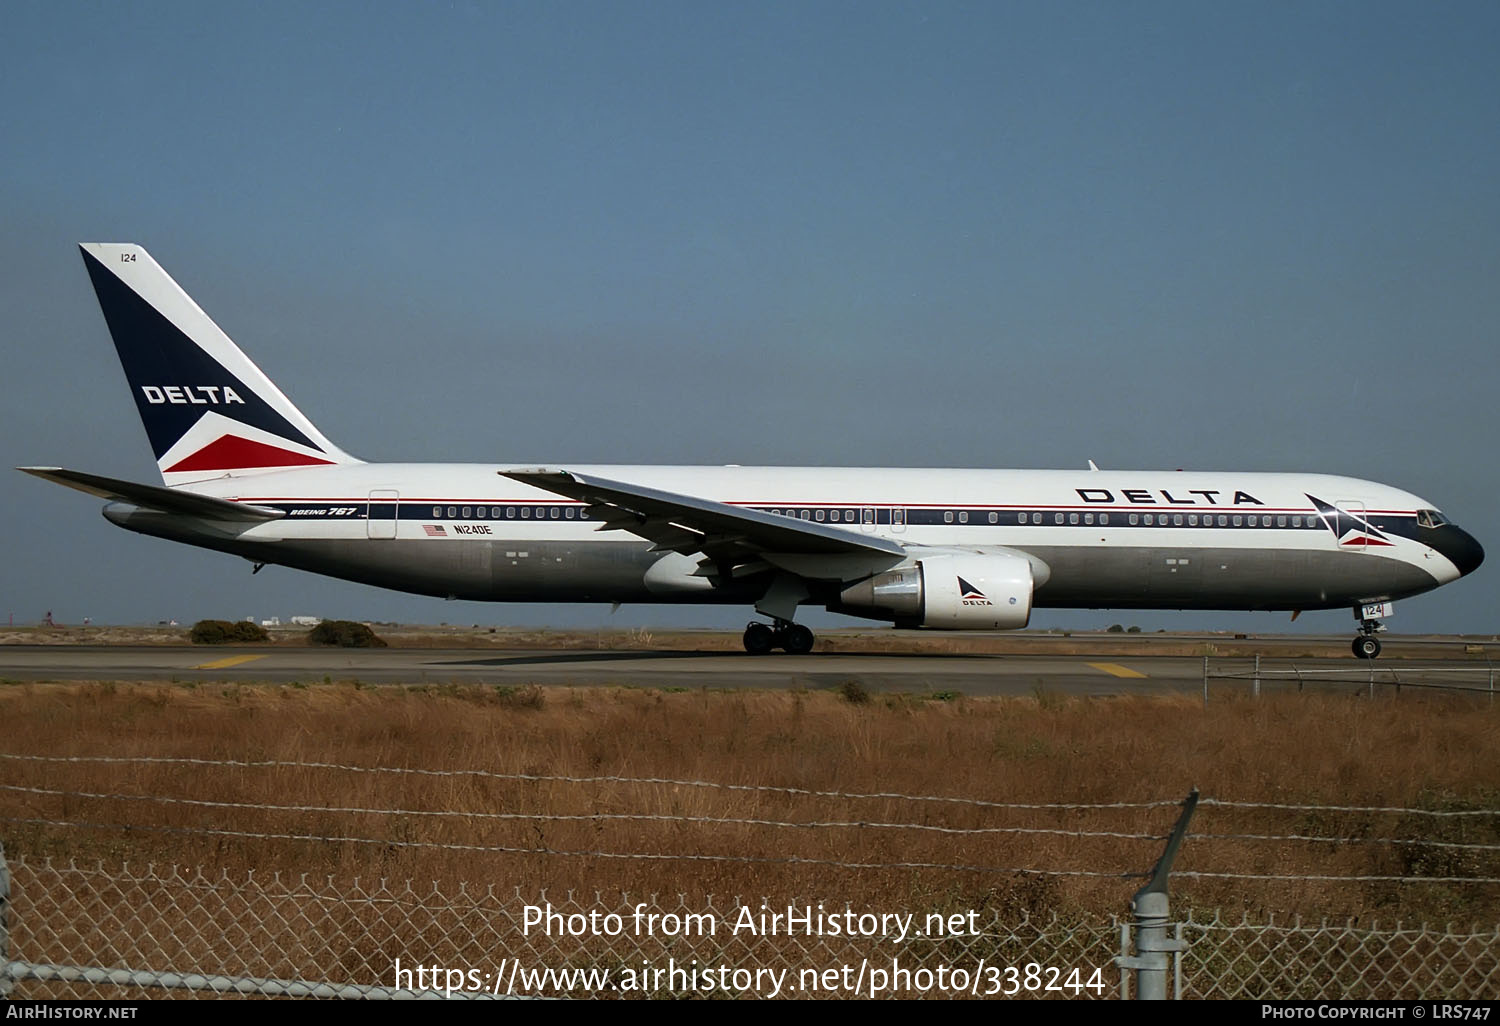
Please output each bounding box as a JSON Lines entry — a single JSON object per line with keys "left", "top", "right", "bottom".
{"left": 781, "top": 624, "right": 815, "bottom": 655}
{"left": 743, "top": 622, "right": 775, "bottom": 655}
{"left": 1352, "top": 636, "right": 1381, "bottom": 660}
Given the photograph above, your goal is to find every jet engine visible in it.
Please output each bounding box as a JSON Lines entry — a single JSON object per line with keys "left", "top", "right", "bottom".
{"left": 835, "top": 552, "right": 1035, "bottom": 629}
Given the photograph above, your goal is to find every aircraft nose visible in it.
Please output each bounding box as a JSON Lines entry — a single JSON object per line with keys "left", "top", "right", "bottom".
{"left": 1432, "top": 525, "right": 1485, "bottom": 578}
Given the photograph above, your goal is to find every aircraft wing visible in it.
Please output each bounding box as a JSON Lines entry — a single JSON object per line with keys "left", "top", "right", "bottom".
{"left": 500, "top": 467, "right": 906, "bottom": 578}
{"left": 18, "top": 467, "right": 286, "bottom": 522}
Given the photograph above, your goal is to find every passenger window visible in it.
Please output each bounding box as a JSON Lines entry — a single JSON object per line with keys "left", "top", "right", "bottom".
{"left": 432, "top": 506, "right": 442, "bottom": 518}
{"left": 1143, "top": 514, "right": 1153, "bottom": 525}
{"left": 1069, "top": 513, "right": 1079, "bottom": 525}
{"left": 1100, "top": 513, "right": 1109, "bottom": 526}
{"left": 1032, "top": 513, "right": 1041, "bottom": 524}
{"left": 1173, "top": 515, "right": 1183, "bottom": 526}
{"left": 1017, "top": 513, "right": 1026, "bottom": 525}
{"left": 944, "top": 511, "right": 953, "bottom": 523}
{"left": 1084, "top": 513, "right": 1094, "bottom": 525}
{"left": 550, "top": 507, "right": 560, "bottom": 519}
{"left": 846, "top": 510, "right": 856, "bottom": 521}
{"left": 1292, "top": 516, "right": 1302, "bottom": 528}
{"left": 815, "top": 509, "right": 825, "bottom": 522}
{"left": 506, "top": 507, "right": 516, "bottom": 518}
{"left": 958, "top": 511, "right": 968, "bottom": 524}
{"left": 1277, "top": 516, "right": 1287, "bottom": 528}
{"left": 462, "top": 506, "right": 470, "bottom": 518}
{"left": 566, "top": 508, "right": 575, "bottom": 519}
{"left": 521, "top": 507, "right": 530, "bottom": 518}
{"left": 1233, "top": 515, "right": 1241, "bottom": 527}
{"left": 1129, "top": 514, "right": 1139, "bottom": 525}
{"left": 1054, "top": 513, "right": 1064, "bottom": 525}
{"left": 447, "top": 506, "right": 457, "bottom": 519}
{"left": 1188, "top": 515, "right": 1198, "bottom": 526}
{"left": 989, "top": 512, "right": 998, "bottom": 524}
{"left": 1218, "top": 515, "right": 1227, "bottom": 527}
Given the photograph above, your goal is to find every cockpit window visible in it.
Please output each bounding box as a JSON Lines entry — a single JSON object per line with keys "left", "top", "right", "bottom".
{"left": 1416, "top": 509, "right": 1449, "bottom": 529}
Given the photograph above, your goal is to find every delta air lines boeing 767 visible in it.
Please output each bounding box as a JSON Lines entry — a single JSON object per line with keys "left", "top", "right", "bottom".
{"left": 20, "top": 244, "right": 1484, "bottom": 658}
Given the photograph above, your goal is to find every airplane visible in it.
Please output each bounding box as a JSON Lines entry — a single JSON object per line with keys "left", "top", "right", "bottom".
{"left": 19, "top": 243, "right": 1484, "bottom": 660}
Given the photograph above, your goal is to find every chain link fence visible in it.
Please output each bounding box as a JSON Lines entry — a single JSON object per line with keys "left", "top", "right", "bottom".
{"left": 4, "top": 853, "right": 1499, "bottom": 999}
{"left": 3, "top": 746, "right": 1499, "bottom": 1000}
{"left": 1179, "top": 913, "right": 1500, "bottom": 999}
{"left": 1, "top": 856, "right": 1120, "bottom": 999}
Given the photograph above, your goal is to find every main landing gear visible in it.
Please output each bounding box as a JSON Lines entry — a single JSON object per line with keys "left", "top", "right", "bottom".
{"left": 1352, "top": 619, "right": 1386, "bottom": 660}
{"left": 743, "top": 620, "right": 815, "bottom": 655}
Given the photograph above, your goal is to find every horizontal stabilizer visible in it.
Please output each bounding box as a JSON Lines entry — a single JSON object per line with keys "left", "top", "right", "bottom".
{"left": 17, "top": 467, "right": 285, "bottom": 522}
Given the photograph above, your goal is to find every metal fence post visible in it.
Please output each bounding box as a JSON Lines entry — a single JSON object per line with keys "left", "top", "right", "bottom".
{"left": 1202, "top": 657, "right": 1208, "bottom": 707}
{"left": 1116, "top": 790, "right": 1197, "bottom": 999}
{"left": 1, "top": 841, "right": 11, "bottom": 999}
{"left": 1253, "top": 654, "right": 1261, "bottom": 699}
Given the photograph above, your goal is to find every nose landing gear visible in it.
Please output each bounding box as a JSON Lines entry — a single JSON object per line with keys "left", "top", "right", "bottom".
{"left": 1352, "top": 617, "right": 1386, "bottom": 660}
{"left": 742, "top": 620, "right": 815, "bottom": 655}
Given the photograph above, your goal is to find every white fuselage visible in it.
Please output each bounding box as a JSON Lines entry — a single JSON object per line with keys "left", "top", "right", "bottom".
{"left": 104, "top": 463, "right": 1470, "bottom": 615}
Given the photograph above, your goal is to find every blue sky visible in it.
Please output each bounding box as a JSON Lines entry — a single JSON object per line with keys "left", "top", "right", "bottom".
{"left": 3, "top": 2, "right": 1497, "bottom": 633}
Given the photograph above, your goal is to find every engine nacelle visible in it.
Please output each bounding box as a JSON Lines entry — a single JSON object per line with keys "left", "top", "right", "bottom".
{"left": 836, "top": 552, "right": 1034, "bottom": 629}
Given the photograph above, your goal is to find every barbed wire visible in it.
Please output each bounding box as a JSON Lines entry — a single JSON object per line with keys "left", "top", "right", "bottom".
{"left": 1173, "top": 869, "right": 1500, "bottom": 884}
{"left": 0, "top": 784, "right": 1168, "bottom": 841}
{"left": 0, "top": 816, "right": 1147, "bottom": 879}
{"left": 1192, "top": 830, "right": 1500, "bottom": 852}
{"left": 1199, "top": 799, "right": 1500, "bottom": 818}
{"left": 0, "top": 752, "right": 1179, "bottom": 812}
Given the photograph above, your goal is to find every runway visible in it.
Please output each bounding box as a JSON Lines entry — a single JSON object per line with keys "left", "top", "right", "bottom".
{"left": 1, "top": 642, "right": 1494, "bottom": 698}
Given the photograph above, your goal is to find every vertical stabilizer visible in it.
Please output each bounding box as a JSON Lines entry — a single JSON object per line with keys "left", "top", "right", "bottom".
{"left": 78, "top": 243, "right": 361, "bottom": 484}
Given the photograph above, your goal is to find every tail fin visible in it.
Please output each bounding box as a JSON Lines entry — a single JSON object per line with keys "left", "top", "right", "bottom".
{"left": 78, "top": 243, "right": 361, "bottom": 484}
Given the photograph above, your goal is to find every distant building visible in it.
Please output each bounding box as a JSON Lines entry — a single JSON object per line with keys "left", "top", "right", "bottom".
{"left": 290, "top": 616, "right": 323, "bottom": 627}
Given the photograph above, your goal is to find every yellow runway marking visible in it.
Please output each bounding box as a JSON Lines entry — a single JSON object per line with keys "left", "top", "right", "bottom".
{"left": 1086, "top": 662, "right": 1148, "bottom": 679}
{"left": 191, "top": 654, "right": 268, "bottom": 670}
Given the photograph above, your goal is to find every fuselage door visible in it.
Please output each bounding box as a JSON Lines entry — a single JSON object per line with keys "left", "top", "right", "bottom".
{"left": 1335, "top": 499, "right": 1369, "bottom": 551}
{"left": 367, "top": 489, "right": 399, "bottom": 539}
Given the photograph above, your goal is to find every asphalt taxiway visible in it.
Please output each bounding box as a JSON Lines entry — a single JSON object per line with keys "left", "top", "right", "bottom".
{"left": 1, "top": 642, "right": 1494, "bottom": 698}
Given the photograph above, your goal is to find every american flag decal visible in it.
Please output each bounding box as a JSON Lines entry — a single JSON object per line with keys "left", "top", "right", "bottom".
{"left": 422, "top": 524, "right": 447, "bottom": 537}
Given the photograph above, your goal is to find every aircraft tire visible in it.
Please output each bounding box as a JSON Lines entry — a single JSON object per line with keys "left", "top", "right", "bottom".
{"left": 781, "top": 624, "right": 815, "bottom": 655}
{"left": 743, "top": 622, "right": 776, "bottom": 655}
{"left": 1352, "top": 636, "right": 1381, "bottom": 660}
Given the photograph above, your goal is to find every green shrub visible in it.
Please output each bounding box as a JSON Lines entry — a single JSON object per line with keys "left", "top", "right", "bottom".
{"left": 308, "top": 620, "right": 388, "bottom": 648}
{"left": 190, "top": 619, "right": 269, "bottom": 644}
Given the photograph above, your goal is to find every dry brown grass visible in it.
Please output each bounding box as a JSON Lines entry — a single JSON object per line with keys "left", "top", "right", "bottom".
{"left": 1, "top": 680, "right": 1497, "bottom": 925}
